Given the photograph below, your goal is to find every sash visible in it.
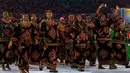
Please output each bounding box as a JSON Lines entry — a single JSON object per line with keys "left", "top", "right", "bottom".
{"left": 97, "top": 38, "right": 125, "bottom": 44}
{"left": 76, "top": 43, "right": 86, "bottom": 48}
{"left": 47, "top": 43, "right": 59, "bottom": 46}
{"left": 0, "top": 37, "right": 9, "bottom": 42}
{"left": 111, "top": 40, "right": 125, "bottom": 44}
{"left": 97, "top": 38, "right": 111, "bottom": 41}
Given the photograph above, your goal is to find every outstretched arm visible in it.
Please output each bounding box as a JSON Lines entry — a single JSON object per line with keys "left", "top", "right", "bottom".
{"left": 96, "top": 4, "right": 105, "bottom": 16}
{"left": 114, "top": 5, "right": 120, "bottom": 17}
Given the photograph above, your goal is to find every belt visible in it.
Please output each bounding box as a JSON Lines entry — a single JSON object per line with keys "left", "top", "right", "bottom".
{"left": 47, "top": 43, "right": 59, "bottom": 46}
{"left": 0, "top": 37, "right": 9, "bottom": 42}
{"left": 111, "top": 40, "right": 125, "bottom": 44}
{"left": 97, "top": 38, "right": 111, "bottom": 41}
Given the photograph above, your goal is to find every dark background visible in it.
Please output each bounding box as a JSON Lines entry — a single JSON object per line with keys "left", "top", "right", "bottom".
{"left": 0, "top": 0, "right": 129, "bottom": 18}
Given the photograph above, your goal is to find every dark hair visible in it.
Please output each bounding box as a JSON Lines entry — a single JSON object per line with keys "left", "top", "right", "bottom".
{"left": 101, "top": 13, "right": 107, "bottom": 18}
{"left": 68, "top": 13, "right": 74, "bottom": 17}
{"left": 22, "top": 13, "right": 30, "bottom": 21}
{"left": 45, "top": 10, "right": 52, "bottom": 15}
{"left": 75, "top": 15, "right": 85, "bottom": 28}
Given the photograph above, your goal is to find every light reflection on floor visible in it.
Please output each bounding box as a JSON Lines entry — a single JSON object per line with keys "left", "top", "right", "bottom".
{"left": 0, "top": 61, "right": 130, "bottom": 73}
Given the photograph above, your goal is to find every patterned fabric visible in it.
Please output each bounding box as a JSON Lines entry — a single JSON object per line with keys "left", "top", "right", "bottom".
{"left": 74, "top": 29, "right": 88, "bottom": 66}
{"left": 99, "top": 49, "right": 109, "bottom": 59}
{"left": 64, "top": 22, "right": 76, "bottom": 64}
{"left": 30, "top": 45, "right": 41, "bottom": 62}
{"left": 12, "top": 23, "right": 32, "bottom": 71}
{"left": 87, "top": 23, "right": 95, "bottom": 39}
{"left": 30, "top": 24, "right": 42, "bottom": 63}
{"left": 112, "top": 29, "right": 129, "bottom": 65}
{"left": 48, "top": 49, "right": 57, "bottom": 62}
{"left": 97, "top": 26, "right": 114, "bottom": 65}
{"left": 0, "top": 20, "right": 15, "bottom": 64}
{"left": 21, "top": 30, "right": 32, "bottom": 45}
{"left": 86, "top": 23, "right": 97, "bottom": 64}
{"left": 48, "top": 27, "right": 56, "bottom": 40}
{"left": 40, "top": 20, "right": 58, "bottom": 70}
{"left": 21, "top": 30, "right": 31, "bottom": 41}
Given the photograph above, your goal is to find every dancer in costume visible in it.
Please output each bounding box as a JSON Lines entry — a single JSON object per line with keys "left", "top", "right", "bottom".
{"left": 112, "top": 17, "right": 130, "bottom": 68}
{"left": 95, "top": 4, "right": 116, "bottom": 69}
{"left": 39, "top": 10, "right": 58, "bottom": 72}
{"left": 0, "top": 11, "right": 15, "bottom": 71}
{"left": 29, "top": 14, "right": 43, "bottom": 70}
{"left": 125, "top": 23, "right": 130, "bottom": 60}
{"left": 57, "top": 17, "right": 66, "bottom": 65}
{"left": 11, "top": 14, "right": 32, "bottom": 73}
{"left": 73, "top": 14, "right": 88, "bottom": 71}
{"left": 85, "top": 15, "right": 96, "bottom": 66}
{"left": 65, "top": 14, "right": 76, "bottom": 68}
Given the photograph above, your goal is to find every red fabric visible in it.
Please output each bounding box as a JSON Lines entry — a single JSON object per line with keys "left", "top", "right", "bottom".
{"left": 128, "top": 32, "right": 130, "bottom": 39}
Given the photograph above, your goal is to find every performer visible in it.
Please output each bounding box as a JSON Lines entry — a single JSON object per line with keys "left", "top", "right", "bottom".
{"left": 85, "top": 15, "right": 96, "bottom": 66}
{"left": 0, "top": 11, "right": 15, "bottom": 71}
{"left": 65, "top": 14, "right": 76, "bottom": 68}
{"left": 112, "top": 17, "right": 130, "bottom": 68}
{"left": 95, "top": 4, "right": 116, "bottom": 69}
{"left": 57, "top": 17, "right": 66, "bottom": 65}
{"left": 73, "top": 14, "right": 88, "bottom": 71}
{"left": 125, "top": 23, "right": 130, "bottom": 60}
{"left": 39, "top": 10, "right": 58, "bottom": 72}
{"left": 29, "top": 14, "right": 43, "bottom": 70}
{"left": 11, "top": 14, "right": 32, "bottom": 73}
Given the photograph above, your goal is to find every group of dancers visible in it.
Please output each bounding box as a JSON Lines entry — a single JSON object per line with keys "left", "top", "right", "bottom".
{"left": 0, "top": 4, "right": 130, "bottom": 73}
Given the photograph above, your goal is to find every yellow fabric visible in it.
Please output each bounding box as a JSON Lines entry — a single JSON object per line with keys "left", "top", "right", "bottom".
{"left": 8, "top": 40, "right": 12, "bottom": 49}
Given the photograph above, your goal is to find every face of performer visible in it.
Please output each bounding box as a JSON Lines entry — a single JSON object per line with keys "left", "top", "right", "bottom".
{"left": 60, "top": 18, "right": 65, "bottom": 24}
{"left": 118, "top": 18, "right": 123, "bottom": 24}
{"left": 31, "top": 14, "right": 37, "bottom": 21}
{"left": 86, "top": 16, "right": 92, "bottom": 23}
{"left": 46, "top": 11, "right": 52, "bottom": 19}
{"left": 100, "top": 14, "right": 107, "bottom": 21}
{"left": 68, "top": 14, "right": 75, "bottom": 22}
{"left": 76, "top": 15, "right": 82, "bottom": 22}
{"left": 104, "top": 27, "right": 109, "bottom": 33}
{"left": 3, "top": 11, "right": 9, "bottom": 18}
{"left": 125, "top": 23, "right": 129, "bottom": 27}
{"left": 22, "top": 14, "right": 29, "bottom": 21}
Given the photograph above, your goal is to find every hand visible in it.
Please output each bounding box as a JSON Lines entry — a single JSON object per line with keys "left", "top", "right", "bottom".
{"left": 99, "top": 4, "right": 105, "bottom": 9}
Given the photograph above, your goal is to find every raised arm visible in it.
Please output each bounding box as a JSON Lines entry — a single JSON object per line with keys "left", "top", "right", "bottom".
{"left": 96, "top": 4, "right": 105, "bottom": 16}
{"left": 114, "top": 5, "right": 120, "bottom": 17}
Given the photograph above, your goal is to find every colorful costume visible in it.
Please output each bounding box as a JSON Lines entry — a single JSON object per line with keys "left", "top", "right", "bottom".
{"left": 96, "top": 25, "right": 115, "bottom": 69}
{"left": 125, "top": 31, "right": 130, "bottom": 60}
{"left": 86, "top": 22, "right": 97, "bottom": 65}
{"left": 64, "top": 21, "right": 76, "bottom": 65}
{"left": 112, "top": 27, "right": 129, "bottom": 66}
{"left": 29, "top": 23, "right": 43, "bottom": 68}
{"left": 12, "top": 22, "right": 32, "bottom": 72}
{"left": 74, "top": 29, "right": 89, "bottom": 71}
{"left": 0, "top": 20, "right": 15, "bottom": 70}
{"left": 40, "top": 19, "right": 58, "bottom": 72}
{"left": 57, "top": 24, "right": 66, "bottom": 64}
